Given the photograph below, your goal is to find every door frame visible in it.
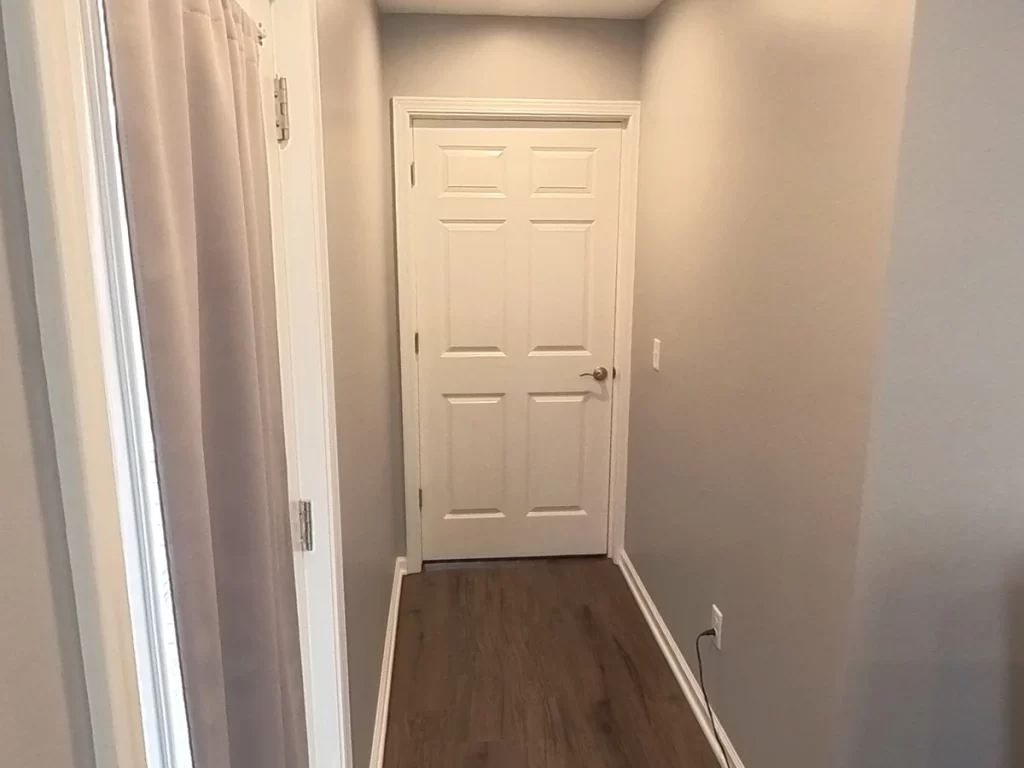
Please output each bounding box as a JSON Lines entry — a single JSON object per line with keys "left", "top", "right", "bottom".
{"left": 269, "top": 1, "right": 353, "bottom": 766}
{"left": 392, "top": 97, "right": 641, "bottom": 574}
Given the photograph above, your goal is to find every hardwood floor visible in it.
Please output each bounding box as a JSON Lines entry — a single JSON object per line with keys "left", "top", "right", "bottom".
{"left": 383, "top": 557, "right": 720, "bottom": 768}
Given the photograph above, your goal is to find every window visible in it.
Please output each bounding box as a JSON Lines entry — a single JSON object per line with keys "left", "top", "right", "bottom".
{"left": 82, "top": 1, "right": 193, "bottom": 765}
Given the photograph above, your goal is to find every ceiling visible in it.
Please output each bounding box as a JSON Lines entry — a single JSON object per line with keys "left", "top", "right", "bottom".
{"left": 376, "top": 0, "right": 662, "bottom": 20}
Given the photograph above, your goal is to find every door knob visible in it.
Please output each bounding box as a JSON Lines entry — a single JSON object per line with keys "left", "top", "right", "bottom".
{"left": 580, "top": 366, "right": 609, "bottom": 382}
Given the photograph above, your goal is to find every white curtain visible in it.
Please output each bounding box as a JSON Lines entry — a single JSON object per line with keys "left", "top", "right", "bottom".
{"left": 104, "top": 1, "right": 307, "bottom": 765}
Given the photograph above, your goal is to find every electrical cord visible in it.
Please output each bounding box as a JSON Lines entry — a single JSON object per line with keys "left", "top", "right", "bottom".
{"left": 696, "top": 629, "right": 732, "bottom": 768}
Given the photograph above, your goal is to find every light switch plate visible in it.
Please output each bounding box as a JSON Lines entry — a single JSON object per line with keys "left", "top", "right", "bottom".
{"left": 653, "top": 338, "right": 662, "bottom": 371}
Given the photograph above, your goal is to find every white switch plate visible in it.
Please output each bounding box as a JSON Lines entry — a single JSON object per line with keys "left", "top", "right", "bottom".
{"left": 652, "top": 338, "right": 662, "bottom": 371}
{"left": 711, "top": 605, "right": 723, "bottom": 650}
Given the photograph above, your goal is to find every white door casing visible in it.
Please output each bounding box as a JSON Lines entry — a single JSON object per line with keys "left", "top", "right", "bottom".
{"left": 413, "top": 121, "right": 623, "bottom": 561}
{"left": 267, "top": 0, "right": 353, "bottom": 765}
{"left": 244, "top": 1, "right": 352, "bottom": 766}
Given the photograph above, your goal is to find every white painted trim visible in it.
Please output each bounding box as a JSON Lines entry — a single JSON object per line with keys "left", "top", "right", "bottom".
{"left": 393, "top": 97, "right": 642, "bottom": 122}
{"left": 392, "top": 100, "right": 423, "bottom": 574}
{"left": 77, "top": 0, "right": 192, "bottom": 764}
{"left": 368, "top": 557, "right": 408, "bottom": 768}
{"left": 308, "top": 5, "right": 357, "bottom": 764}
{"left": 269, "top": 0, "right": 354, "bottom": 765}
{"left": 617, "top": 552, "right": 746, "bottom": 768}
{"left": 606, "top": 105, "right": 640, "bottom": 564}
{"left": 1, "top": 2, "right": 147, "bottom": 766}
{"left": 391, "top": 97, "right": 641, "bottom": 571}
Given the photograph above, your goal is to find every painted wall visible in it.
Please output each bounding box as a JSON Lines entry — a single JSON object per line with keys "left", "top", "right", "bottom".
{"left": 840, "top": 0, "right": 1024, "bottom": 765}
{"left": 316, "top": 1, "right": 405, "bottom": 764}
{"left": 317, "top": 10, "right": 642, "bottom": 762}
{"left": 380, "top": 14, "right": 644, "bottom": 100}
{"left": 0, "top": 14, "right": 95, "bottom": 767}
{"left": 626, "top": 1, "right": 914, "bottom": 766}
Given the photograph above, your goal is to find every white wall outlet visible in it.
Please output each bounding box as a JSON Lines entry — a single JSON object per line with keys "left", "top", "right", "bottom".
{"left": 711, "top": 605, "right": 723, "bottom": 650}
{"left": 652, "top": 338, "right": 662, "bottom": 371}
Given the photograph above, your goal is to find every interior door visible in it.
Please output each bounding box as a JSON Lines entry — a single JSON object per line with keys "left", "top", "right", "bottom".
{"left": 414, "top": 120, "right": 624, "bottom": 561}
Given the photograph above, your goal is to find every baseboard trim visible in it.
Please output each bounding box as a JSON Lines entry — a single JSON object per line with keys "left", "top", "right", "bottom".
{"left": 618, "top": 552, "right": 745, "bottom": 768}
{"left": 368, "top": 556, "right": 407, "bottom": 768}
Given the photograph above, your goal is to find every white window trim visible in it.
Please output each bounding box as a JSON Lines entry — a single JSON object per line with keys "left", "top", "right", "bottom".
{"left": 1, "top": 1, "right": 190, "bottom": 766}
{"left": 81, "top": 0, "right": 193, "bottom": 765}
{"left": 1, "top": 0, "right": 148, "bottom": 765}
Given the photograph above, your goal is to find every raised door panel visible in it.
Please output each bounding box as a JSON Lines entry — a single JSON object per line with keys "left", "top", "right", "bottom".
{"left": 528, "top": 221, "right": 593, "bottom": 356}
{"left": 443, "top": 395, "right": 506, "bottom": 518}
{"left": 527, "top": 393, "right": 589, "bottom": 516}
{"left": 530, "top": 147, "right": 596, "bottom": 197}
{"left": 440, "top": 221, "right": 509, "bottom": 357}
{"left": 440, "top": 146, "right": 508, "bottom": 197}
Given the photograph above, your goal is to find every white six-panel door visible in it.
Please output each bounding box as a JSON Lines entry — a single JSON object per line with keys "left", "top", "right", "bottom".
{"left": 413, "top": 121, "right": 623, "bottom": 560}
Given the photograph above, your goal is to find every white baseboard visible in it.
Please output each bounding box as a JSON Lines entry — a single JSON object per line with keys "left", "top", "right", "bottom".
{"left": 617, "top": 552, "right": 745, "bottom": 768}
{"left": 368, "top": 557, "right": 407, "bottom": 768}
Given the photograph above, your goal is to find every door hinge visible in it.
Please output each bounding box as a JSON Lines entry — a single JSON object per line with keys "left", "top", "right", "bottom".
{"left": 274, "top": 76, "right": 290, "bottom": 145}
{"left": 418, "top": 488, "right": 423, "bottom": 510}
{"left": 298, "top": 499, "right": 313, "bottom": 552}
{"left": 414, "top": 331, "right": 419, "bottom": 355}
{"left": 410, "top": 162, "right": 416, "bottom": 187}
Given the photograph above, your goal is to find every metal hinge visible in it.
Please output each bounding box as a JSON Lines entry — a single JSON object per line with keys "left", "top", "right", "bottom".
{"left": 298, "top": 499, "right": 313, "bottom": 552}
{"left": 418, "top": 488, "right": 423, "bottom": 510}
{"left": 274, "top": 76, "right": 290, "bottom": 145}
{"left": 410, "top": 162, "right": 416, "bottom": 187}
{"left": 414, "top": 331, "right": 419, "bottom": 355}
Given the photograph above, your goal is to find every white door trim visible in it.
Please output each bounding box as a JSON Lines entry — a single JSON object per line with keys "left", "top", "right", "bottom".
{"left": 269, "top": 1, "right": 353, "bottom": 766}
{"left": 391, "top": 97, "right": 641, "bottom": 573}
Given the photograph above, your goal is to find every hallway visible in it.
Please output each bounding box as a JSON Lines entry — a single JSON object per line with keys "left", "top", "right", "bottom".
{"left": 383, "top": 558, "right": 720, "bottom": 767}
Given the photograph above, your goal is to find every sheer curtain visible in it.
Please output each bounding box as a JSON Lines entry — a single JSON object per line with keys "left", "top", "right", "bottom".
{"left": 104, "top": 1, "right": 307, "bottom": 765}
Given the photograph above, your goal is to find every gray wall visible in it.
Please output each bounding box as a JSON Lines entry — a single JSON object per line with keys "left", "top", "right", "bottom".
{"left": 316, "top": 1, "right": 405, "bottom": 764}
{"left": 0, "top": 14, "right": 94, "bottom": 767}
{"left": 839, "top": 1, "right": 1024, "bottom": 765}
{"left": 316, "top": 11, "right": 643, "bottom": 762}
{"left": 380, "top": 14, "right": 644, "bottom": 100}
{"left": 625, "top": 1, "right": 914, "bottom": 766}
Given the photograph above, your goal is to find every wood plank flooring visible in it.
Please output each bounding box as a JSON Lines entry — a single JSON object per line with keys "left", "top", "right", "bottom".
{"left": 383, "top": 557, "right": 720, "bottom": 768}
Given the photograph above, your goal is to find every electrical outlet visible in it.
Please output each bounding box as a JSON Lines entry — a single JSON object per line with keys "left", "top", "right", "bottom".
{"left": 711, "top": 605, "right": 723, "bottom": 650}
{"left": 652, "top": 338, "right": 662, "bottom": 371}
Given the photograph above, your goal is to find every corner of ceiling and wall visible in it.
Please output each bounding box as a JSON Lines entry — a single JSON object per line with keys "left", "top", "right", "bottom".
{"left": 375, "top": 0, "right": 663, "bottom": 20}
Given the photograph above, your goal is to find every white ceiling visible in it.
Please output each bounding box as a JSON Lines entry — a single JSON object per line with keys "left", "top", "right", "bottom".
{"left": 377, "top": 0, "right": 662, "bottom": 20}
